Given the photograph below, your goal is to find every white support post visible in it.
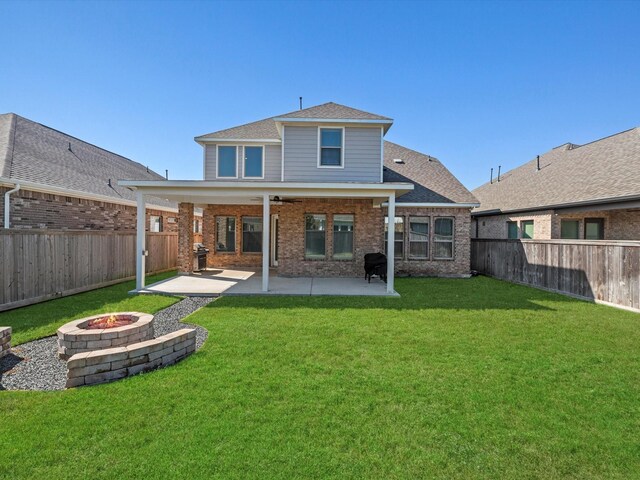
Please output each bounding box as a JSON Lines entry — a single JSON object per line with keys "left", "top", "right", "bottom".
{"left": 262, "top": 193, "right": 270, "bottom": 292}
{"left": 136, "top": 191, "right": 146, "bottom": 290}
{"left": 386, "top": 193, "right": 395, "bottom": 294}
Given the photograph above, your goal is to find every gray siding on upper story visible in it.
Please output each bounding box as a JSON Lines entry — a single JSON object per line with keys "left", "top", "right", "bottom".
{"left": 282, "top": 126, "right": 382, "bottom": 182}
{"left": 203, "top": 144, "right": 282, "bottom": 181}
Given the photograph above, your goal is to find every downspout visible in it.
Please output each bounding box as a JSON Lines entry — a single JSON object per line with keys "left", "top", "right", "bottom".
{"left": 3, "top": 183, "right": 20, "bottom": 229}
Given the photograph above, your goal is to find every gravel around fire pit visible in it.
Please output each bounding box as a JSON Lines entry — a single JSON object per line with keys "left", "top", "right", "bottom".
{"left": 0, "top": 296, "right": 213, "bottom": 391}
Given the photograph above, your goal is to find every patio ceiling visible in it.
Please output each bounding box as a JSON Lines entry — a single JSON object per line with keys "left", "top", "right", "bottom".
{"left": 118, "top": 180, "right": 414, "bottom": 206}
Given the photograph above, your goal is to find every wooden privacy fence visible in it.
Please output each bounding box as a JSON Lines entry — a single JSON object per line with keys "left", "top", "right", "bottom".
{"left": 0, "top": 230, "right": 178, "bottom": 311}
{"left": 471, "top": 239, "right": 640, "bottom": 311}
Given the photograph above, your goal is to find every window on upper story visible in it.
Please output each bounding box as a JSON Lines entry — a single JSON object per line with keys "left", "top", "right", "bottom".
{"left": 319, "top": 128, "right": 343, "bottom": 167}
{"left": 217, "top": 146, "right": 237, "bottom": 178}
{"left": 244, "top": 146, "right": 264, "bottom": 178}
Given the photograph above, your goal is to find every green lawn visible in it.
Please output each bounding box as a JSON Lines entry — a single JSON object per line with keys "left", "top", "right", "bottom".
{"left": 3, "top": 271, "right": 178, "bottom": 345}
{"left": 1, "top": 276, "right": 639, "bottom": 479}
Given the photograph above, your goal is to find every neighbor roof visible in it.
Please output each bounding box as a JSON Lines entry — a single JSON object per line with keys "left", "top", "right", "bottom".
{"left": 0, "top": 113, "right": 174, "bottom": 209}
{"left": 383, "top": 141, "right": 478, "bottom": 204}
{"left": 195, "top": 102, "right": 392, "bottom": 140}
{"left": 472, "top": 127, "right": 640, "bottom": 214}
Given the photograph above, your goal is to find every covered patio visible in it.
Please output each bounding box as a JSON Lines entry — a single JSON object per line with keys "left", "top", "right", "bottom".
{"left": 119, "top": 180, "right": 413, "bottom": 296}
{"left": 136, "top": 267, "right": 395, "bottom": 297}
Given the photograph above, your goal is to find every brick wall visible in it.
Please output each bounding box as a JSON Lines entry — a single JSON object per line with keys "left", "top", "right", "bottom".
{"left": 390, "top": 207, "right": 472, "bottom": 277}
{"left": 0, "top": 187, "right": 177, "bottom": 232}
{"left": 277, "top": 198, "right": 383, "bottom": 277}
{"left": 196, "top": 200, "right": 473, "bottom": 277}
{"left": 473, "top": 208, "right": 640, "bottom": 240}
{"left": 0, "top": 327, "right": 10, "bottom": 358}
{"left": 473, "top": 210, "right": 554, "bottom": 239}
{"left": 177, "top": 203, "right": 194, "bottom": 273}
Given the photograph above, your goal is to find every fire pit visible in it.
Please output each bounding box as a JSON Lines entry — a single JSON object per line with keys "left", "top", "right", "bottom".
{"left": 57, "top": 312, "right": 154, "bottom": 360}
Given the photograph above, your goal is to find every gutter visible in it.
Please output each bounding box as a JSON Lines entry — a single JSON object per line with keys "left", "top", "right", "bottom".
{"left": 0, "top": 177, "right": 179, "bottom": 214}
{"left": 3, "top": 183, "right": 20, "bottom": 228}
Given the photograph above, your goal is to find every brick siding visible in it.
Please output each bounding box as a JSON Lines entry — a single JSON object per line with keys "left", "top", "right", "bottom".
{"left": 390, "top": 207, "right": 472, "bottom": 277}
{"left": 0, "top": 187, "right": 177, "bottom": 232}
{"left": 472, "top": 207, "right": 640, "bottom": 240}
{"left": 194, "top": 200, "right": 473, "bottom": 277}
{"left": 177, "top": 203, "right": 194, "bottom": 273}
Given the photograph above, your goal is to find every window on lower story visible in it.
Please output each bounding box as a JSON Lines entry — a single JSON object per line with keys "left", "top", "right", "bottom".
{"left": 319, "top": 128, "right": 343, "bottom": 167}
{"left": 409, "top": 217, "right": 429, "bottom": 259}
{"left": 243, "top": 146, "right": 263, "bottom": 178}
{"left": 242, "top": 217, "right": 262, "bottom": 253}
{"left": 520, "top": 220, "right": 534, "bottom": 239}
{"left": 217, "top": 146, "right": 237, "bottom": 178}
{"left": 193, "top": 219, "right": 200, "bottom": 234}
{"left": 507, "top": 221, "right": 518, "bottom": 239}
{"left": 216, "top": 216, "right": 236, "bottom": 252}
{"left": 584, "top": 218, "right": 604, "bottom": 240}
{"left": 385, "top": 216, "right": 404, "bottom": 259}
{"left": 434, "top": 217, "right": 454, "bottom": 259}
{"left": 333, "top": 214, "right": 354, "bottom": 260}
{"left": 150, "top": 215, "right": 162, "bottom": 232}
{"left": 560, "top": 220, "right": 579, "bottom": 239}
{"left": 305, "top": 214, "right": 326, "bottom": 259}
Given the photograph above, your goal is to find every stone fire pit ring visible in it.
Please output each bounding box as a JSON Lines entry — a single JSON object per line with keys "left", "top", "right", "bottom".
{"left": 57, "top": 312, "right": 154, "bottom": 360}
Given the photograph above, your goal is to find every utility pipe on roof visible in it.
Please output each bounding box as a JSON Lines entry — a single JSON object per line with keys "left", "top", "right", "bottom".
{"left": 4, "top": 183, "right": 20, "bottom": 229}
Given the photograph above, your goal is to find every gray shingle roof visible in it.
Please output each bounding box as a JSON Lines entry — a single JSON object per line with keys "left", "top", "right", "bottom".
{"left": 276, "top": 102, "right": 392, "bottom": 120}
{"left": 383, "top": 141, "right": 478, "bottom": 204}
{"left": 0, "top": 113, "right": 174, "bottom": 208}
{"left": 196, "top": 102, "right": 391, "bottom": 140}
{"left": 472, "top": 127, "right": 640, "bottom": 214}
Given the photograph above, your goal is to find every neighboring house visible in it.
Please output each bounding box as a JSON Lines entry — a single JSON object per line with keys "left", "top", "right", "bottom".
{"left": 122, "top": 102, "right": 478, "bottom": 294}
{"left": 471, "top": 127, "right": 640, "bottom": 241}
{"left": 0, "top": 113, "right": 183, "bottom": 232}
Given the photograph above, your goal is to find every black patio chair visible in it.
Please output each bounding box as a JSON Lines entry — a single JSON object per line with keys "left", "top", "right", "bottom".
{"left": 364, "top": 252, "right": 387, "bottom": 283}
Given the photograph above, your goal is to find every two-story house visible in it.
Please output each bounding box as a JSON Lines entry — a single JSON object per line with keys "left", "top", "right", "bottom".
{"left": 121, "top": 102, "right": 478, "bottom": 294}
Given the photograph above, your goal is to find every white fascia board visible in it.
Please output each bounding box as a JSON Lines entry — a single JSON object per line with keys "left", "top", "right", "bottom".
{"left": 0, "top": 177, "right": 178, "bottom": 213}
{"left": 195, "top": 137, "right": 281, "bottom": 144}
{"left": 118, "top": 179, "right": 414, "bottom": 191}
{"left": 272, "top": 117, "right": 392, "bottom": 125}
{"left": 381, "top": 202, "right": 481, "bottom": 208}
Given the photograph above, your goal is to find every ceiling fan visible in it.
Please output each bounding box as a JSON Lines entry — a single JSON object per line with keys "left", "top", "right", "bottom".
{"left": 250, "top": 195, "right": 302, "bottom": 204}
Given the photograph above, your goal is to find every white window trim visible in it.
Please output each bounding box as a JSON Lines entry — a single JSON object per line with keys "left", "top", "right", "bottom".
{"left": 216, "top": 145, "right": 238, "bottom": 179}
{"left": 242, "top": 145, "right": 265, "bottom": 179}
{"left": 433, "top": 217, "right": 455, "bottom": 260}
{"left": 317, "top": 126, "right": 345, "bottom": 169}
{"left": 332, "top": 213, "right": 355, "bottom": 260}
{"left": 385, "top": 215, "right": 405, "bottom": 260}
{"left": 305, "top": 213, "right": 327, "bottom": 259}
{"left": 408, "top": 216, "right": 430, "bottom": 260}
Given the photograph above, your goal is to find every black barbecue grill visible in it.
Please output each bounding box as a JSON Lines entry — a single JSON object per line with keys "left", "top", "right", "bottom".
{"left": 364, "top": 252, "right": 387, "bottom": 283}
{"left": 193, "top": 243, "right": 209, "bottom": 271}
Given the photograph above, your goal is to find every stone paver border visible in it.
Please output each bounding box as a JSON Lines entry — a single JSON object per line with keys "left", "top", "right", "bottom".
{"left": 66, "top": 328, "right": 196, "bottom": 388}
{"left": 0, "top": 327, "right": 11, "bottom": 358}
{"left": 57, "top": 312, "right": 154, "bottom": 360}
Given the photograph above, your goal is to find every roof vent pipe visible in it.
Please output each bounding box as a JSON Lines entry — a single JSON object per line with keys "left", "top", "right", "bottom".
{"left": 490, "top": 167, "right": 493, "bottom": 184}
{"left": 165, "top": 169, "right": 169, "bottom": 180}
{"left": 537, "top": 155, "right": 540, "bottom": 171}
{"left": 68, "top": 142, "right": 72, "bottom": 151}
{"left": 299, "top": 97, "right": 303, "bottom": 110}
{"left": 497, "top": 165, "right": 501, "bottom": 182}
{"left": 4, "top": 183, "right": 20, "bottom": 229}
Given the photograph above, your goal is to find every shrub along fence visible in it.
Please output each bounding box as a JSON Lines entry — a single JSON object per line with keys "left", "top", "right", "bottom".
{"left": 471, "top": 239, "right": 640, "bottom": 311}
{"left": 0, "top": 230, "right": 177, "bottom": 311}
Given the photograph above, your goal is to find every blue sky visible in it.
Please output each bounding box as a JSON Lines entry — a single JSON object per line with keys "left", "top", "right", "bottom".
{"left": 1, "top": 0, "right": 639, "bottom": 189}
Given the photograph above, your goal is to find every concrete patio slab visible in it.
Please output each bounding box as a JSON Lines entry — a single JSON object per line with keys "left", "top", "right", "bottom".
{"left": 134, "top": 268, "right": 397, "bottom": 297}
